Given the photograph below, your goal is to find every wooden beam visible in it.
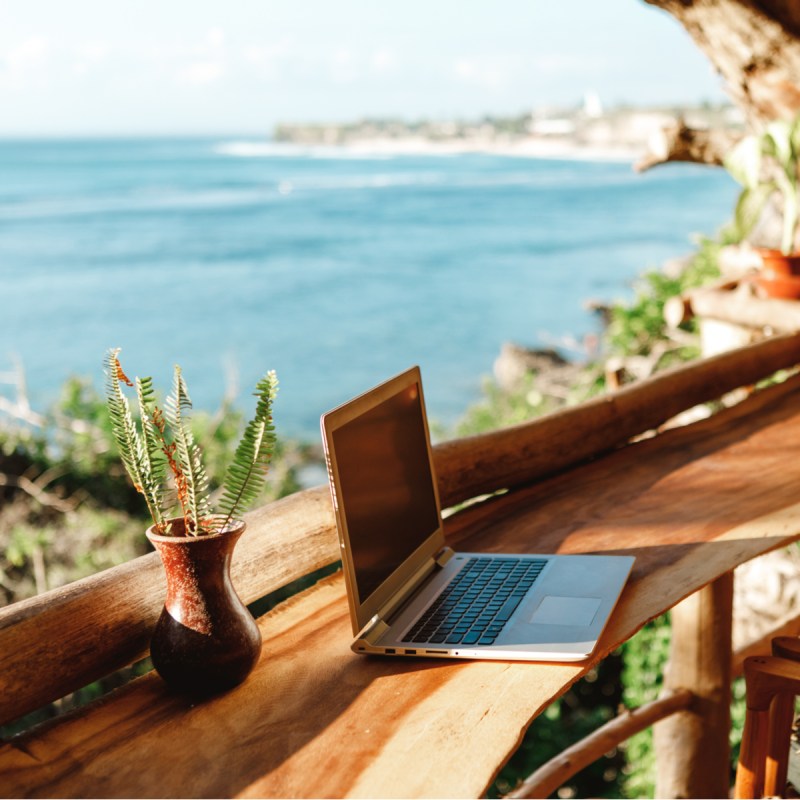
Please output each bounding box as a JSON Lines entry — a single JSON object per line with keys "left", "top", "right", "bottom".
{"left": 509, "top": 689, "right": 693, "bottom": 799}
{"left": 665, "top": 283, "right": 800, "bottom": 333}
{"left": 434, "top": 331, "right": 800, "bottom": 508}
{"left": 654, "top": 573, "right": 734, "bottom": 799}
{"left": 662, "top": 278, "right": 740, "bottom": 328}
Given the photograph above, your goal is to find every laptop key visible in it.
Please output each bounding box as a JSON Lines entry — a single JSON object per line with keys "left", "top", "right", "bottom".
{"left": 446, "top": 634, "right": 463, "bottom": 644}
{"left": 461, "top": 632, "right": 481, "bottom": 645}
{"left": 495, "top": 594, "right": 525, "bottom": 622}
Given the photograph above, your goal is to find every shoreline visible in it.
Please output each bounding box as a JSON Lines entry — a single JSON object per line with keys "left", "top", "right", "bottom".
{"left": 217, "top": 135, "right": 641, "bottom": 163}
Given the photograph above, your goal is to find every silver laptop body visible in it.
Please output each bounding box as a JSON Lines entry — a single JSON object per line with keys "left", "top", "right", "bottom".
{"left": 320, "top": 366, "right": 634, "bottom": 662}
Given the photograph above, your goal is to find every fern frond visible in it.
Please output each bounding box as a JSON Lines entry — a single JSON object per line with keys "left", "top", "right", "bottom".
{"left": 104, "top": 349, "right": 165, "bottom": 528}
{"left": 216, "top": 371, "right": 278, "bottom": 532}
{"left": 164, "top": 365, "right": 211, "bottom": 534}
{"left": 135, "top": 376, "right": 168, "bottom": 521}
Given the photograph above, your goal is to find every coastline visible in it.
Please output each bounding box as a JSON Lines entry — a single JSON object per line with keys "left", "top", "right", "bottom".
{"left": 218, "top": 135, "right": 641, "bottom": 163}
{"left": 328, "top": 136, "right": 640, "bottom": 162}
{"left": 269, "top": 102, "right": 738, "bottom": 166}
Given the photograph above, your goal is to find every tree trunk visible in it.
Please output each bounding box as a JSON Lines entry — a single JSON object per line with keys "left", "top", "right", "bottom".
{"left": 645, "top": 0, "right": 800, "bottom": 128}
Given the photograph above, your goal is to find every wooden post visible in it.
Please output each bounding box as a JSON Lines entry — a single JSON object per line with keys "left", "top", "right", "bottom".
{"left": 654, "top": 572, "right": 734, "bottom": 799}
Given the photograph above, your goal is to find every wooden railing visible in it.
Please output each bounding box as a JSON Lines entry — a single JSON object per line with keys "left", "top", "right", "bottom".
{"left": 4, "top": 331, "right": 800, "bottom": 796}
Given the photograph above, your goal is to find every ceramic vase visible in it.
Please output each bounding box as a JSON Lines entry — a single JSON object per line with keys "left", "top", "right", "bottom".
{"left": 146, "top": 518, "right": 261, "bottom": 695}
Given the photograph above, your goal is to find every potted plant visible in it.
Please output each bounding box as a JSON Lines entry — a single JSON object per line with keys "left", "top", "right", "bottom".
{"left": 104, "top": 348, "right": 278, "bottom": 694}
{"left": 725, "top": 114, "right": 800, "bottom": 298}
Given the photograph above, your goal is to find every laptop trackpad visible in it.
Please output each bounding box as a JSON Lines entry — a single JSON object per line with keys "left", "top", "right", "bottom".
{"left": 529, "top": 596, "right": 602, "bottom": 627}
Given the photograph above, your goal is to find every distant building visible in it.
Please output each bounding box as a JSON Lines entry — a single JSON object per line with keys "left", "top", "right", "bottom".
{"left": 583, "top": 91, "right": 603, "bottom": 118}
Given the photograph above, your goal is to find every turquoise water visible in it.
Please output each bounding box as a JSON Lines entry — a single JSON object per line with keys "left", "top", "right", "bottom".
{"left": 0, "top": 138, "right": 737, "bottom": 438}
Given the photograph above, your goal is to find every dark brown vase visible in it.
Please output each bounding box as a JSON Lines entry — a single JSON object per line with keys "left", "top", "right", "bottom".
{"left": 146, "top": 518, "right": 261, "bottom": 695}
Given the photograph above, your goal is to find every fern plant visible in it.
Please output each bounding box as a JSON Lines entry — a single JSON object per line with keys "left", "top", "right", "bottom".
{"left": 104, "top": 348, "right": 278, "bottom": 536}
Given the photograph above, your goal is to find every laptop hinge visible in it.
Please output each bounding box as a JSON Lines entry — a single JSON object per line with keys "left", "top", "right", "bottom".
{"left": 362, "top": 545, "right": 457, "bottom": 641}
{"left": 359, "top": 617, "right": 390, "bottom": 645}
{"left": 434, "top": 546, "right": 455, "bottom": 567}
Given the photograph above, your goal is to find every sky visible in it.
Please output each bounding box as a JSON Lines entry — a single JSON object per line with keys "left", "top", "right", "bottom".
{"left": 0, "top": 0, "right": 729, "bottom": 137}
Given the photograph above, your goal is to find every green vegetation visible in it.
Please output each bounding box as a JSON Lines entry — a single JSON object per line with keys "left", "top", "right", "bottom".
{"left": 725, "top": 113, "right": 800, "bottom": 254}
{"left": 0, "top": 371, "right": 305, "bottom": 609}
{"left": 105, "top": 349, "right": 278, "bottom": 536}
{"left": 460, "top": 236, "right": 724, "bottom": 448}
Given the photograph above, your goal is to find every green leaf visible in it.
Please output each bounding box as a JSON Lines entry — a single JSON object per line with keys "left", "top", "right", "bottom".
{"left": 164, "top": 365, "right": 211, "bottom": 534}
{"left": 790, "top": 116, "right": 800, "bottom": 161}
{"left": 732, "top": 182, "right": 774, "bottom": 241}
{"left": 104, "top": 348, "right": 165, "bottom": 527}
{"left": 135, "top": 376, "right": 167, "bottom": 522}
{"left": 781, "top": 178, "right": 800, "bottom": 254}
{"left": 725, "top": 135, "right": 762, "bottom": 188}
{"left": 766, "top": 119, "right": 794, "bottom": 167}
{"left": 216, "top": 371, "right": 278, "bottom": 532}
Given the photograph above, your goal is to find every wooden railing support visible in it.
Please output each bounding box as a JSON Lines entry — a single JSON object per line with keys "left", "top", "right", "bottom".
{"left": 654, "top": 572, "right": 734, "bottom": 798}
{"left": 509, "top": 689, "right": 693, "bottom": 799}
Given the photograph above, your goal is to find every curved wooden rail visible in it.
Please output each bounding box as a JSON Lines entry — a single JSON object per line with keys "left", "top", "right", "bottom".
{"left": 508, "top": 689, "right": 694, "bottom": 799}
{"left": 434, "top": 329, "right": 800, "bottom": 506}
{"left": 3, "top": 330, "right": 800, "bottom": 729}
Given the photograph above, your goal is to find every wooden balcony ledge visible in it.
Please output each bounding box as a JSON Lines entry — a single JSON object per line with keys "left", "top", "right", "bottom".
{"left": 5, "top": 333, "right": 800, "bottom": 798}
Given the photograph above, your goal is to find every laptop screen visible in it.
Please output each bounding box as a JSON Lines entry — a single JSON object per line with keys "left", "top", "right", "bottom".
{"left": 331, "top": 380, "right": 440, "bottom": 604}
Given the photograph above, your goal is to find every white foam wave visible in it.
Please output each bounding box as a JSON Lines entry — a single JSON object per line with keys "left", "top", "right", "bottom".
{"left": 0, "top": 187, "right": 277, "bottom": 220}
{"left": 214, "top": 137, "right": 637, "bottom": 164}
{"left": 214, "top": 140, "right": 395, "bottom": 161}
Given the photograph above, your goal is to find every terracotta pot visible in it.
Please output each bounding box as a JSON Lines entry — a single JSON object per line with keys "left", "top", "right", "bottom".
{"left": 758, "top": 248, "right": 800, "bottom": 277}
{"left": 146, "top": 518, "right": 261, "bottom": 695}
{"left": 756, "top": 249, "right": 800, "bottom": 299}
{"left": 754, "top": 273, "right": 800, "bottom": 300}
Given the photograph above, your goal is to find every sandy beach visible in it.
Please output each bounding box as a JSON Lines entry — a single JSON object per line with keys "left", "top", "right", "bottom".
{"left": 332, "top": 135, "right": 641, "bottom": 162}
{"left": 220, "top": 135, "right": 641, "bottom": 163}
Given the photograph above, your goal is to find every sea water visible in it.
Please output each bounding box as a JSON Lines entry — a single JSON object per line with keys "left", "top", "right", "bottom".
{"left": 0, "top": 138, "right": 737, "bottom": 439}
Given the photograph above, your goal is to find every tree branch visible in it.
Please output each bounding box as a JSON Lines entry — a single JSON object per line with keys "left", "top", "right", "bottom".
{"left": 635, "top": 119, "right": 743, "bottom": 172}
{"left": 0, "top": 472, "right": 80, "bottom": 513}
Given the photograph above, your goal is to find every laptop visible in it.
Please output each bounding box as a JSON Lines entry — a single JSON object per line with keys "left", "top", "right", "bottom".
{"left": 320, "top": 366, "right": 634, "bottom": 661}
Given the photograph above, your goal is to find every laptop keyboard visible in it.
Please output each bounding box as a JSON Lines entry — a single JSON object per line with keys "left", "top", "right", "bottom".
{"left": 401, "top": 556, "right": 547, "bottom": 647}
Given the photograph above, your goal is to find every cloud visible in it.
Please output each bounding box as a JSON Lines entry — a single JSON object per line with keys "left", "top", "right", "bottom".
{"left": 533, "top": 53, "right": 604, "bottom": 75}
{"left": 175, "top": 60, "right": 225, "bottom": 86}
{"left": 72, "top": 41, "right": 111, "bottom": 77}
{"left": 370, "top": 48, "right": 397, "bottom": 74}
{"left": 452, "top": 55, "right": 523, "bottom": 91}
{"left": 330, "top": 46, "right": 358, "bottom": 83}
{"left": 206, "top": 28, "right": 225, "bottom": 50}
{"left": 242, "top": 37, "right": 294, "bottom": 80}
{"left": 2, "top": 36, "right": 50, "bottom": 80}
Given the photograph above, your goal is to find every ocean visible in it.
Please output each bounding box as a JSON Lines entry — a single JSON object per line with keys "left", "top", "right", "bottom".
{"left": 0, "top": 137, "right": 737, "bottom": 439}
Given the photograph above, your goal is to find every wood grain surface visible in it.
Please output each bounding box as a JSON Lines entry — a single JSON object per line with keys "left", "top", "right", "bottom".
{"left": 4, "top": 371, "right": 800, "bottom": 798}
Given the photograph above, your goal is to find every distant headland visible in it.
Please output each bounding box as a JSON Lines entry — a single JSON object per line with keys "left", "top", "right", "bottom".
{"left": 273, "top": 97, "right": 741, "bottom": 161}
